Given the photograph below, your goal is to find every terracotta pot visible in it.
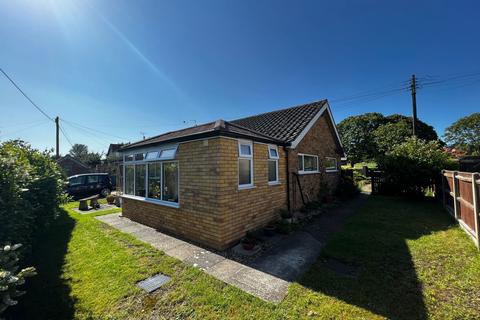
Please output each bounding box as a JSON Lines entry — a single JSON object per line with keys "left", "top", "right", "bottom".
{"left": 241, "top": 240, "right": 255, "bottom": 250}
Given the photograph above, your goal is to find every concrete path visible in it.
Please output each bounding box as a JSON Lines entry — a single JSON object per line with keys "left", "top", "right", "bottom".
{"left": 96, "top": 192, "right": 369, "bottom": 302}
{"left": 249, "top": 193, "right": 369, "bottom": 281}
{"left": 96, "top": 213, "right": 290, "bottom": 302}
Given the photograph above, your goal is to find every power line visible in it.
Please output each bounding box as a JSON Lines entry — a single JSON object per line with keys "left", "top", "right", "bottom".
{"left": 58, "top": 124, "right": 74, "bottom": 148}
{"left": 0, "top": 120, "right": 50, "bottom": 139}
{"left": 61, "top": 118, "right": 129, "bottom": 141}
{"left": 0, "top": 68, "right": 54, "bottom": 122}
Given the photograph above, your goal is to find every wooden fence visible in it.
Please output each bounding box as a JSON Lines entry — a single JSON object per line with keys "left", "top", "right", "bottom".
{"left": 440, "top": 170, "right": 480, "bottom": 247}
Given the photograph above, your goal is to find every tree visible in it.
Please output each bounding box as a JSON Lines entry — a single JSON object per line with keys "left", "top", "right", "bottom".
{"left": 377, "top": 137, "right": 451, "bottom": 196}
{"left": 374, "top": 115, "right": 439, "bottom": 153}
{"left": 444, "top": 113, "right": 480, "bottom": 155}
{"left": 68, "top": 144, "right": 102, "bottom": 166}
{"left": 69, "top": 144, "right": 88, "bottom": 160}
{"left": 337, "top": 113, "right": 386, "bottom": 166}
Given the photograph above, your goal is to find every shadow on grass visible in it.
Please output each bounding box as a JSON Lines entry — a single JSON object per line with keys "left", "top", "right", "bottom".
{"left": 298, "top": 196, "right": 454, "bottom": 320}
{"left": 7, "top": 207, "right": 76, "bottom": 320}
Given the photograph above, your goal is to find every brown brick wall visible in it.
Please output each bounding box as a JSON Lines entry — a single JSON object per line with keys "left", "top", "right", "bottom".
{"left": 288, "top": 112, "right": 343, "bottom": 210}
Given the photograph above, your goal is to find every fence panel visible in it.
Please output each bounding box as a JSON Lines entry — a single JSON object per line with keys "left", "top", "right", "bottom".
{"left": 441, "top": 170, "right": 480, "bottom": 248}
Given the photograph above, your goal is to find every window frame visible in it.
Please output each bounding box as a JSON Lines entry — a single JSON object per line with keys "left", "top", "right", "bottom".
{"left": 122, "top": 145, "right": 180, "bottom": 208}
{"left": 238, "top": 140, "right": 254, "bottom": 189}
{"left": 297, "top": 153, "right": 319, "bottom": 174}
{"left": 325, "top": 157, "right": 338, "bottom": 173}
{"left": 267, "top": 145, "right": 279, "bottom": 185}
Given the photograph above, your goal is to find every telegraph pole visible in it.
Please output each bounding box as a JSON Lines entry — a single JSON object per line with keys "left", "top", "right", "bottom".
{"left": 410, "top": 74, "right": 418, "bottom": 137}
{"left": 55, "top": 116, "right": 60, "bottom": 158}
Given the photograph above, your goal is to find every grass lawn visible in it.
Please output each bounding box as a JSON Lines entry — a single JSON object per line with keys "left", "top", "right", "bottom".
{"left": 10, "top": 196, "right": 480, "bottom": 319}
{"left": 341, "top": 161, "right": 378, "bottom": 170}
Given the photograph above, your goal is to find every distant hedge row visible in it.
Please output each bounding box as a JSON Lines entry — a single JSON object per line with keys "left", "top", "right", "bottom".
{"left": 0, "top": 140, "right": 67, "bottom": 254}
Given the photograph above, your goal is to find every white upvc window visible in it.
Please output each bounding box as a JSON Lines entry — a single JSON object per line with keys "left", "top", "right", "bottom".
{"left": 238, "top": 140, "right": 254, "bottom": 189}
{"left": 123, "top": 145, "right": 179, "bottom": 207}
{"left": 268, "top": 145, "right": 279, "bottom": 185}
{"left": 297, "top": 153, "right": 319, "bottom": 174}
{"left": 325, "top": 157, "right": 338, "bottom": 172}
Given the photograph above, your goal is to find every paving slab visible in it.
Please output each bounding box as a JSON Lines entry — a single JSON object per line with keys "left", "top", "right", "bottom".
{"left": 95, "top": 193, "right": 368, "bottom": 303}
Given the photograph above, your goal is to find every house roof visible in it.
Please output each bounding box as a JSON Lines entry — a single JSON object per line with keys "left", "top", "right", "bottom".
{"left": 107, "top": 143, "right": 125, "bottom": 156}
{"left": 121, "top": 119, "right": 287, "bottom": 150}
{"left": 121, "top": 99, "right": 334, "bottom": 151}
{"left": 231, "top": 100, "right": 327, "bottom": 143}
{"left": 56, "top": 154, "right": 90, "bottom": 169}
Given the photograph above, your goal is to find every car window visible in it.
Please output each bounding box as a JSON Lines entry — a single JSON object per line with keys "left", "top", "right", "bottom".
{"left": 87, "top": 175, "right": 99, "bottom": 184}
{"left": 69, "top": 176, "right": 86, "bottom": 186}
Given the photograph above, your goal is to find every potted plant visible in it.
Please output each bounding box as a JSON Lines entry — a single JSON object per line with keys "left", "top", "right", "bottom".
{"left": 106, "top": 194, "right": 115, "bottom": 205}
{"left": 263, "top": 223, "right": 277, "bottom": 236}
{"left": 279, "top": 209, "right": 293, "bottom": 224}
{"left": 241, "top": 232, "right": 257, "bottom": 250}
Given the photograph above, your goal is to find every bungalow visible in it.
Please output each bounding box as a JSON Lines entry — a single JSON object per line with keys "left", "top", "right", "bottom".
{"left": 120, "top": 100, "right": 345, "bottom": 250}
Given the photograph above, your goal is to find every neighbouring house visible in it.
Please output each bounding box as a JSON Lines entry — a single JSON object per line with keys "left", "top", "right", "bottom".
{"left": 56, "top": 154, "right": 90, "bottom": 177}
{"left": 105, "top": 143, "right": 126, "bottom": 190}
{"left": 120, "top": 100, "right": 345, "bottom": 250}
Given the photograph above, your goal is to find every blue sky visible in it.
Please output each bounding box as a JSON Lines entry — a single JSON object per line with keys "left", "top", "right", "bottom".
{"left": 0, "top": 0, "right": 479, "bottom": 154}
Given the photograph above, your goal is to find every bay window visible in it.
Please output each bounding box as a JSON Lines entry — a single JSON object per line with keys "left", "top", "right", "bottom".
{"left": 238, "top": 140, "right": 253, "bottom": 188}
{"left": 268, "top": 145, "right": 279, "bottom": 184}
{"left": 298, "top": 154, "right": 319, "bottom": 174}
{"left": 123, "top": 147, "right": 179, "bottom": 206}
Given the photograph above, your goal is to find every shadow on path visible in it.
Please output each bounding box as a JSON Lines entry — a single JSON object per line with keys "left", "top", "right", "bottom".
{"left": 8, "top": 207, "right": 77, "bottom": 320}
{"left": 298, "top": 196, "right": 453, "bottom": 320}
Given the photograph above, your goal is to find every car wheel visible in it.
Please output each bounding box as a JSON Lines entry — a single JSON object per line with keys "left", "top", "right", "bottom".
{"left": 100, "top": 188, "right": 110, "bottom": 197}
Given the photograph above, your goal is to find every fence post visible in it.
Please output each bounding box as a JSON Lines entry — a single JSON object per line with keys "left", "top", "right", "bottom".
{"left": 441, "top": 170, "right": 446, "bottom": 208}
{"left": 472, "top": 172, "right": 480, "bottom": 248}
{"left": 453, "top": 171, "right": 459, "bottom": 220}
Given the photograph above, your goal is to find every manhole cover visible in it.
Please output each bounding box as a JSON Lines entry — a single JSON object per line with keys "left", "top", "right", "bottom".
{"left": 137, "top": 273, "right": 171, "bottom": 293}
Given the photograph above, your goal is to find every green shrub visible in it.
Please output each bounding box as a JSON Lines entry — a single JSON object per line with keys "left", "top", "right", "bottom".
{"left": 0, "top": 140, "right": 67, "bottom": 253}
{"left": 377, "top": 138, "right": 450, "bottom": 196}
{"left": 335, "top": 171, "right": 360, "bottom": 198}
{"left": 0, "top": 244, "right": 36, "bottom": 315}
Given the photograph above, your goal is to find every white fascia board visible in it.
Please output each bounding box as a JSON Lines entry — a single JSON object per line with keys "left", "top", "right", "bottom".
{"left": 289, "top": 101, "right": 346, "bottom": 157}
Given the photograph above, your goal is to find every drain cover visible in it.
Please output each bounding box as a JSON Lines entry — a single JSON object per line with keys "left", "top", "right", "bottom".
{"left": 137, "top": 273, "right": 171, "bottom": 293}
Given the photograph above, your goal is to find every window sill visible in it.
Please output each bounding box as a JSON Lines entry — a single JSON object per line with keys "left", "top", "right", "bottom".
{"left": 238, "top": 185, "right": 256, "bottom": 190}
{"left": 268, "top": 181, "right": 281, "bottom": 186}
{"left": 298, "top": 171, "right": 320, "bottom": 175}
{"left": 122, "top": 194, "right": 179, "bottom": 208}
{"left": 326, "top": 169, "right": 339, "bottom": 173}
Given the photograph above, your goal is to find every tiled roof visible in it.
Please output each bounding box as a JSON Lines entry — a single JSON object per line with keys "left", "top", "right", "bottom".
{"left": 121, "top": 119, "right": 286, "bottom": 150}
{"left": 231, "top": 100, "right": 326, "bottom": 143}
{"left": 121, "top": 100, "right": 327, "bottom": 150}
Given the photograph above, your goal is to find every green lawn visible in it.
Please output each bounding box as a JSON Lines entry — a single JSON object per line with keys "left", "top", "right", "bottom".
{"left": 10, "top": 196, "right": 480, "bottom": 319}
{"left": 341, "top": 161, "right": 378, "bottom": 170}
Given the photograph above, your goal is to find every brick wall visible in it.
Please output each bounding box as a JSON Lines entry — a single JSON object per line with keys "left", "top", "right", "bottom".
{"left": 288, "top": 112, "right": 343, "bottom": 210}
{"left": 122, "top": 137, "right": 287, "bottom": 250}
{"left": 123, "top": 138, "right": 224, "bottom": 249}
{"left": 217, "top": 138, "right": 287, "bottom": 246}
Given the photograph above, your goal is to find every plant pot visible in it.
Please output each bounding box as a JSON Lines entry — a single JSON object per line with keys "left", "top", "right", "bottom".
{"left": 241, "top": 240, "right": 256, "bottom": 251}
{"left": 264, "top": 225, "right": 276, "bottom": 236}
{"left": 106, "top": 197, "right": 115, "bottom": 205}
